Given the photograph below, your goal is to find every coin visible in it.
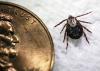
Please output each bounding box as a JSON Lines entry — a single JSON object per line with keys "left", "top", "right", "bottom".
{"left": 0, "top": 1, "right": 54, "bottom": 71}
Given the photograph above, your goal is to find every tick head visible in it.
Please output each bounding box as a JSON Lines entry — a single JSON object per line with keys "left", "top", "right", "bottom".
{"left": 67, "top": 15, "right": 77, "bottom": 27}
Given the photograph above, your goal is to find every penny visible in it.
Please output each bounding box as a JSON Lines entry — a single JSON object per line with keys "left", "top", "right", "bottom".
{"left": 0, "top": 1, "right": 54, "bottom": 71}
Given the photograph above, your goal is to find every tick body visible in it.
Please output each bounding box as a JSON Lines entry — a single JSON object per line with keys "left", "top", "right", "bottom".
{"left": 67, "top": 21, "right": 83, "bottom": 39}
{"left": 54, "top": 12, "right": 92, "bottom": 49}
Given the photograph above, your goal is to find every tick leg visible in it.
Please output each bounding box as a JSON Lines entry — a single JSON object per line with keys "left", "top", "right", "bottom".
{"left": 79, "top": 20, "right": 92, "bottom": 24}
{"left": 60, "top": 24, "right": 67, "bottom": 34}
{"left": 66, "top": 35, "right": 68, "bottom": 50}
{"left": 63, "top": 29, "right": 68, "bottom": 50}
{"left": 76, "top": 11, "right": 92, "bottom": 18}
{"left": 83, "top": 32, "right": 89, "bottom": 43}
{"left": 54, "top": 19, "right": 67, "bottom": 27}
{"left": 63, "top": 29, "right": 67, "bottom": 42}
{"left": 82, "top": 25, "right": 92, "bottom": 33}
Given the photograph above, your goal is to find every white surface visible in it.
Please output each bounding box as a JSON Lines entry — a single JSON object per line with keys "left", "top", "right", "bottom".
{"left": 0, "top": 0, "right": 100, "bottom": 71}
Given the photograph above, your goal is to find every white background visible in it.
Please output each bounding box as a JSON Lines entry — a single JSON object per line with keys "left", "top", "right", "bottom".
{"left": 0, "top": 0, "right": 100, "bottom": 71}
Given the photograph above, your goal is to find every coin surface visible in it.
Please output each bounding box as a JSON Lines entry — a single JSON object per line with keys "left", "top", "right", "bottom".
{"left": 0, "top": 1, "right": 54, "bottom": 71}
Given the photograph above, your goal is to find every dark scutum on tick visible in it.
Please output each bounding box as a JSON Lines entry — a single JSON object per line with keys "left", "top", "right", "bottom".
{"left": 54, "top": 12, "right": 92, "bottom": 49}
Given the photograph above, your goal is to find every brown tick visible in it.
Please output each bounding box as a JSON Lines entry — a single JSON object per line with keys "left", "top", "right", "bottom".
{"left": 54, "top": 12, "right": 92, "bottom": 49}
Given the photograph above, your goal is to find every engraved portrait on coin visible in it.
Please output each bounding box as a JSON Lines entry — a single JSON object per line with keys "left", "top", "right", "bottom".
{"left": 0, "top": 1, "right": 54, "bottom": 71}
{"left": 0, "top": 13, "right": 19, "bottom": 71}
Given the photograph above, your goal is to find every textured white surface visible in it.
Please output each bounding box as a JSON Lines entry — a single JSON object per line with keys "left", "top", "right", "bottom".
{"left": 0, "top": 0, "right": 100, "bottom": 71}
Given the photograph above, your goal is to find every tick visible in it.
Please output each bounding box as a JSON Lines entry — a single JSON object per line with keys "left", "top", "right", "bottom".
{"left": 54, "top": 12, "right": 92, "bottom": 49}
